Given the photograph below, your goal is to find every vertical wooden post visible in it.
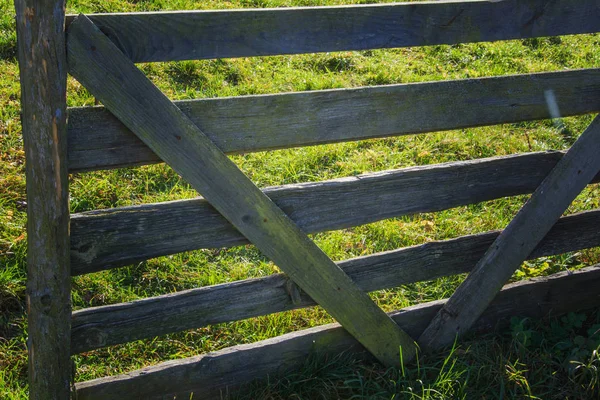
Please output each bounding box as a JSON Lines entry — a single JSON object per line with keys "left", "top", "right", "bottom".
{"left": 14, "top": 1, "right": 71, "bottom": 399}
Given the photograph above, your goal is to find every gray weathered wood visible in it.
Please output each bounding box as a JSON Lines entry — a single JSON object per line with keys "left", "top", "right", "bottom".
{"left": 70, "top": 151, "right": 600, "bottom": 275}
{"left": 63, "top": 0, "right": 600, "bottom": 63}
{"left": 67, "top": 68, "right": 600, "bottom": 172}
{"left": 14, "top": 1, "right": 72, "bottom": 399}
{"left": 71, "top": 209, "right": 600, "bottom": 354}
{"left": 419, "top": 116, "right": 600, "bottom": 351}
{"left": 73, "top": 266, "right": 600, "bottom": 400}
{"left": 67, "top": 15, "right": 416, "bottom": 367}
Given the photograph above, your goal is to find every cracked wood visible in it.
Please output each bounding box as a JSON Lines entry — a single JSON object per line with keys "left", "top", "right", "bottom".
{"left": 70, "top": 151, "right": 600, "bottom": 275}
{"left": 66, "top": 68, "right": 600, "bottom": 172}
{"left": 64, "top": 0, "right": 600, "bottom": 63}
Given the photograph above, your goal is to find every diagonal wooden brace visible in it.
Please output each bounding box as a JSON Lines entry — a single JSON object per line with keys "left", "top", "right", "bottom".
{"left": 66, "top": 14, "right": 416, "bottom": 367}
{"left": 419, "top": 115, "right": 600, "bottom": 351}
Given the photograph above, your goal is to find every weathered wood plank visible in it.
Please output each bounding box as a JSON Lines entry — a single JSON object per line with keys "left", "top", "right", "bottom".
{"left": 73, "top": 266, "right": 600, "bottom": 400}
{"left": 419, "top": 116, "right": 600, "bottom": 351}
{"left": 67, "top": 68, "right": 600, "bottom": 172}
{"left": 63, "top": 0, "right": 600, "bottom": 63}
{"left": 14, "top": 1, "right": 72, "bottom": 399}
{"left": 67, "top": 15, "right": 416, "bottom": 367}
{"left": 71, "top": 209, "right": 600, "bottom": 354}
{"left": 70, "top": 151, "right": 600, "bottom": 275}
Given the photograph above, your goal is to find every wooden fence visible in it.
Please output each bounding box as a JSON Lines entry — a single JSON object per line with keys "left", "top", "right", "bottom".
{"left": 14, "top": 0, "right": 600, "bottom": 399}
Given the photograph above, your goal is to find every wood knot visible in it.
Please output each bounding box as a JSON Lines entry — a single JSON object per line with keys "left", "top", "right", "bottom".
{"left": 24, "top": 7, "right": 35, "bottom": 22}
{"left": 440, "top": 306, "right": 458, "bottom": 320}
{"left": 40, "top": 294, "right": 51, "bottom": 307}
{"left": 285, "top": 279, "right": 303, "bottom": 306}
{"left": 40, "top": 294, "right": 52, "bottom": 314}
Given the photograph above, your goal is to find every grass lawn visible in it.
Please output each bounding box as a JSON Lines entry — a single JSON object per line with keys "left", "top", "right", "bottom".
{"left": 1, "top": 0, "right": 600, "bottom": 398}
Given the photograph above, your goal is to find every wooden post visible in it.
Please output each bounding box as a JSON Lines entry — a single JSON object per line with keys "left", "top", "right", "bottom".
{"left": 14, "top": 1, "right": 71, "bottom": 399}
{"left": 419, "top": 115, "right": 600, "bottom": 351}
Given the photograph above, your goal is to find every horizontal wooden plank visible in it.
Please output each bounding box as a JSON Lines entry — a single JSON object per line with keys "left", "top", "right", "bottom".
{"left": 65, "top": 0, "right": 600, "bottom": 63}
{"left": 71, "top": 208, "right": 600, "bottom": 353}
{"left": 67, "top": 68, "right": 600, "bottom": 172}
{"left": 73, "top": 266, "right": 600, "bottom": 400}
{"left": 70, "top": 151, "right": 600, "bottom": 275}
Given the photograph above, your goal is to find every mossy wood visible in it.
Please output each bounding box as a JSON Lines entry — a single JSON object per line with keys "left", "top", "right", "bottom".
{"left": 14, "top": 0, "right": 72, "bottom": 399}
{"left": 419, "top": 116, "right": 600, "bottom": 351}
{"left": 62, "top": 0, "right": 600, "bottom": 63}
{"left": 70, "top": 151, "right": 600, "bottom": 275}
{"left": 72, "top": 209, "right": 600, "bottom": 353}
{"left": 73, "top": 266, "right": 600, "bottom": 400}
{"left": 66, "top": 15, "right": 416, "bottom": 367}
{"left": 67, "top": 68, "right": 600, "bottom": 172}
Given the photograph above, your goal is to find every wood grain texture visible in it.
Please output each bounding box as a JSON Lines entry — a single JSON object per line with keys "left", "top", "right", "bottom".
{"left": 63, "top": 0, "right": 600, "bottom": 63}
{"left": 70, "top": 151, "right": 600, "bottom": 275}
{"left": 71, "top": 209, "right": 600, "bottom": 354}
{"left": 419, "top": 116, "right": 600, "bottom": 351}
{"left": 14, "top": 1, "right": 72, "bottom": 399}
{"left": 67, "top": 68, "right": 600, "bottom": 172}
{"left": 73, "top": 266, "right": 600, "bottom": 400}
{"left": 67, "top": 15, "right": 416, "bottom": 367}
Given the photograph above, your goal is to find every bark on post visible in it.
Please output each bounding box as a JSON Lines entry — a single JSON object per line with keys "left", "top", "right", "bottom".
{"left": 14, "top": 1, "right": 71, "bottom": 398}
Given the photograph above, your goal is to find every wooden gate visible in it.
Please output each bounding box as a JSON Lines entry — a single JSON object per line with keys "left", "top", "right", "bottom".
{"left": 14, "top": 0, "right": 600, "bottom": 399}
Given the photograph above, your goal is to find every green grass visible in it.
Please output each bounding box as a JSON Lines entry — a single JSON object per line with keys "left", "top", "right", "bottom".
{"left": 237, "top": 312, "right": 600, "bottom": 399}
{"left": 1, "top": 0, "right": 600, "bottom": 398}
